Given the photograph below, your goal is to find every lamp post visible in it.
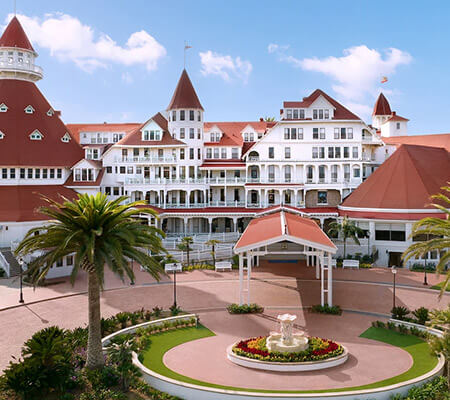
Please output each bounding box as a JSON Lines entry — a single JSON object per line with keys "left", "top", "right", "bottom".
{"left": 18, "top": 257, "right": 24, "bottom": 304}
{"left": 392, "top": 266, "right": 397, "bottom": 309}
{"left": 423, "top": 263, "right": 428, "bottom": 286}
{"left": 173, "top": 265, "right": 177, "bottom": 308}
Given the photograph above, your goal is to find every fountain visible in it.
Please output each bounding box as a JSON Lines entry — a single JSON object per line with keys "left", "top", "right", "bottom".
{"left": 266, "top": 314, "right": 309, "bottom": 353}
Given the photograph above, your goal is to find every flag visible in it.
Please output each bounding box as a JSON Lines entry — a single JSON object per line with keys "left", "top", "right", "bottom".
{"left": 381, "top": 76, "right": 388, "bottom": 84}
{"left": 184, "top": 44, "right": 192, "bottom": 50}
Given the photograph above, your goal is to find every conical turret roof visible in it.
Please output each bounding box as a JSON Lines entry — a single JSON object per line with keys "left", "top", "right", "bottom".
{"left": 0, "top": 16, "right": 35, "bottom": 52}
{"left": 167, "top": 69, "right": 203, "bottom": 111}
{"left": 372, "top": 93, "right": 391, "bottom": 116}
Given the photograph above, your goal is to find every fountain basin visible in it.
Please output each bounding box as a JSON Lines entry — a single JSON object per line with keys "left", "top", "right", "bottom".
{"left": 266, "top": 333, "right": 309, "bottom": 353}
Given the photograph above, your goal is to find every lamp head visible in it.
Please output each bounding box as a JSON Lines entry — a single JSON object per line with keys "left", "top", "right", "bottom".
{"left": 392, "top": 267, "right": 397, "bottom": 275}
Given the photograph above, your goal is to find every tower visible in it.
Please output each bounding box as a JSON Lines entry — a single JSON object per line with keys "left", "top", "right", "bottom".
{"left": 166, "top": 69, "right": 204, "bottom": 180}
{"left": 0, "top": 16, "right": 43, "bottom": 82}
{"left": 372, "top": 93, "right": 409, "bottom": 137}
{"left": 372, "top": 93, "right": 391, "bottom": 129}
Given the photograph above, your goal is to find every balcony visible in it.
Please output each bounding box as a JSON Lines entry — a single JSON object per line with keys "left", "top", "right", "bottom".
{"left": 115, "top": 156, "right": 177, "bottom": 164}
{"left": 124, "top": 177, "right": 246, "bottom": 186}
{"left": 0, "top": 60, "right": 43, "bottom": 81}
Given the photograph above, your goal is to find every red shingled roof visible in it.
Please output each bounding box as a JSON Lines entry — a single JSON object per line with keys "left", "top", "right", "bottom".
{"left": 283, "top": 89, "right": 360, "bottom": 120}
{"left": 0, "top": 79, "right": 84, "bottom": 167}
{"left": 167, "top": 69, "right": 203, "bottom": 111}
{"left": 383, "top": 112, "right": 409, "bottom": 123}
{"left": 67, "top": 123, "right": 140, "bottom": 143}
{"left": 341, "top": 144, "right": 450, "bottom": 210}
{"left": 204, "top": 121, "right": 271, "bottom": 147}
{"left": 117, "top": 112, "right": 185, "bottom": 146}
{"left": 0, "top": 185, "right": 78, "bottom": 222}
{"left": 382, "top": 133, "right": 450, "bottom": 152}
{"left": 373, "top": 93, "right": 392, "bottom": 116}
{"left": 0, "top": 16, "right": 35, "bottom": 52}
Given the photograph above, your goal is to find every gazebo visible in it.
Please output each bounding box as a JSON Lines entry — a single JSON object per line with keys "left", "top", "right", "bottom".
{"left": 234, "top": 208, "right": 337, "bottom": 306}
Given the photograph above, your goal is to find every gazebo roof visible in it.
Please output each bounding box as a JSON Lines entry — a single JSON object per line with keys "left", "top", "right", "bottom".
{"left": 234, "top": 210, "right": 337, "bottom": 253}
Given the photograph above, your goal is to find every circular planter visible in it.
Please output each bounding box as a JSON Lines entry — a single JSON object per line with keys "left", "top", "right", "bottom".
{"left": 226, "top": 344, "right": 349, "bottom": 372}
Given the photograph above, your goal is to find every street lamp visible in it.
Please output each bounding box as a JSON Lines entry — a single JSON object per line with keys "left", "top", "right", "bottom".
{"left": 392, "top": 266, "right": 397, "bottom": 309}
{"left": 173, "top": 265, "right": 177, "bottom": 308}
{"left": 423, "top": 263, "right": 428, "bottom": 286}
{"left": 18, "top": 257, "right": 24, "bottom": 304}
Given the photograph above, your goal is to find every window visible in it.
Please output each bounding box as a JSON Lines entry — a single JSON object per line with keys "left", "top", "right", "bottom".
{"left": 284, "top": 128, "right": 289, "bottom": 140}
{"left": 20, "top": 168, "right": 25, "bottom": 179}
{"left": 214, "top": 148, "right": 219, "bottom": 158}
{"left": 318, "top": 191, "right": 327, "bottom": 204}
{"left": 293, "top": 109, "right": 298, "bottom": 119}
{"left": 210, "top": 132, "right": 221, "bottom": 142}
{"left": 268, "top": 165, "right": 275, "bottom": 182}
{"left": 189, "top": 128, "right": 195, "bottom": 139}
{"left": 313, "top": 109, "right": 329, "bottom": 120}
{"left": 1, "top": 168, "right": 7, "bottom": 179}
{"left": 299, "top": 109, "right": 305, "bottom": 119}
{"left": 180, "top": 128, "right": 185, "bottom": 139}
{"left": 66, "top": 255, "right": 73, "bottom": 266}
{"left": 375, "top": 227, "right": 405, "bottom": 241}
{"left": 42, "top": 168, "right": 47, "bottom": 178}
{"left": 343, "top": 147, "right": 350, "bottom": 158}
{"left": 180, "top": 110, "right": 185, "bottom": 121}
{"left": 29, "top": 130, "right": 43, "bottom": 140}
{"left": 286, "top": 109, "right": 292, "bottom": 119}
{"left": 120, "top": 166, "right": 126, "bottom": 174}
{"left": 328, "top": 147, "right": 334, "bottom": 158}
{"left": 334, "top": 128, "right": 339, "bottom": 139}
{"left": 172, "top": 110, "right": 176, "bottom": 121}
{"left": 307, "top": 166, "right": 313, "bottom": 182}
{"left": 57, "top": 169, "right": 62, "bottom": 179}
{"left": 335, "top": 147, "right": 341, "bottom": 158}
{"left": 312, "top": 147, "right": 318, "bottom": 159}
{"left": 50, "top": 169, "right": 55, "bottom": 179}
{"left": 284, "top": 165, "right": 291, "bottom": 182}
{"left": 206, "top": 148, "right": 212, "bottom": 158}
{"left": 197, "top": 128, "right": 201, "bottom": 139}
{"left": 189, "top": 148, "right": 194, "bottom": 159}
{"left": 198, "top": 111, "right": 201, "bottom": 121}
{"left": 232, "top": 148, "right": 239, "bottom": 158}
{"left": 127, "top": 166, "right": 133, "bottom": 174}
{"left": 319, "top": 147, "right": 325, "bottom": 159}
{"left": 86, "top": 148, "right": 99, "bottom": 160}
{"left": 189, "top": 110, "right": 194, "bottom": 121}
{"left": 56, "top": 259, "right": 63, "bottom": 267}
{"left": 158, "top": 149, "right": 163, "bottom": 159}
{"left": 106, "top": 166, "right": 112, "bottom": 173}
{"left": 221, "top": 148, "right": 227, "bottom": 158}
{"left": 344, "top": 165, "right": 350, "bottom": 181}
{"left": 24, "top": 105, "right": 35, "bottom": 114}
{"left": 347, "top": 128, "right": 353, "bottom": 139}
{"left": 268, "top": 147, "right": 274, "bottom": 159}
{"left": 297, "top": 128, "right": 303, "bottom": 139}
{"left": 313, "top": 128, "right": 319, "bottom": 139}
{"left": 47, "top": 108, "right": 54, "bottom": 117}
{"left": 0, "top": 103, "right": 8, "bottom": 112}
{"left": 331, "top": 165, "right": 338, "bottom": 182}
{"left": 396, "top": 122, "right": 401, "bottom": 130}
{"left": 27, "top": 168, "right": 33, "bottom": 179}
{"left": 318, "top": 165, "right": 325, "bottom": 182}
{"left": 10, "top": 168, "right": 15, "bottom": 179}
{"left": 198, "top": 148, "right": 201, "bottom": 159}
{"left": 113, "top": 187, "right": 120, "bottom": 196}
{"left": 353, "top": 166, "right": 360, "bottom": 178}
{"left": 35, "top": 169, "right": 40, "bottom": 179}
{"left": 285, "top": 147, "right": 291, "bottom": 159}
{"left": 320, "top": 128, "right": 325, "bottom": 139}
{"left": 352, "top": 146, "right": 358, "bottom": 158}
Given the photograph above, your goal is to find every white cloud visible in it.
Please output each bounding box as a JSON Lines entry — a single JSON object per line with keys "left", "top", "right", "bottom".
{"left": 267, "top": 43, "right": 289, "bottom": 54}
{"left": 269, "top": 44, "right": 412, "bottom": 119}
{"left": 199, "top": 50, "right": 252, "bottom": 83}
{"left": 6, "top": 13, "right": 166, "bottom": 72}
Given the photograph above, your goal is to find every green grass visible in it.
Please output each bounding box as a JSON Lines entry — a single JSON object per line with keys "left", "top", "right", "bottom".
{"left": 431, "top": 281, "right": 450, "bottom": 292}
{"left": 139, "top": 325, "right": 439, "bottom": 394}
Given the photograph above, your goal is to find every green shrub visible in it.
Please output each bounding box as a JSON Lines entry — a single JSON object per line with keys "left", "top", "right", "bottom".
{"left": 310, "top": 304, "right": 342, "bottom": 315}
{"left": 390, "top": 376, "right": 449, "bottom": 399}
{"left": 152, "top": 306, "right": 162, "bottom": 317}
{"left": 144, "top": 310, "right": 152, "bottom": 321}
{"left": 227, "top": 303, "right": 264, "bottom": 314}
{"left": 397, "top": 324, "right": 409, "bottom": 334}
{"left": 391, "top": 306, "right": 410, "bottom": 320}
{"left": 101, "top": 317, "right": 118, "bottom": 336}
{"left": 84, "top": 365, "right": 120, "bottom": 390}
{"left": 375, "top": 320, "right": 386, "bottom": 328}
{"left": 132, "top": 379, "right": 181, "bottom": 399}
{"left": 79, "top": 389, "right": 126, "bottom": 400}
{"left": 170, "top": 304, "right": 181, "bottom": 316}
{"left": 359, "top": 263, "right": 372, "bottom": 269}
{"left": 412, "top": 307, "right": 429, "bottom": 325}
{"left": 115, "top": 312, "right": 129, "bottom": 329}
{"left": 410, "top": 262, "right": 437, "bottom": 272}
{"left": 183, "top": 263, "right": 214, "bottom": 271}
{"left": 387, "top": 321, "right": 397, "bottom": 330}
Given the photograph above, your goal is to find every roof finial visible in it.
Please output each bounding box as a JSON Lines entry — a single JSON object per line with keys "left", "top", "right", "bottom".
{"left": 184, "top": 41, "right": 192, "bottom": 69}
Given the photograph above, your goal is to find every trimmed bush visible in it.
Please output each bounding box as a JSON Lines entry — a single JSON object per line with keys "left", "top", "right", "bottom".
{"left": 390, "top": 376, "right": 449, "bottom": 399}
{"left": 391, "top": 306, "right": 410, "bottom": 320}
{"left": 412, "top": 307, "right": 430, "bottom": 325}
{"left": 227, "top": 303, "right": 264, "bottom": 314}
{"left": 310, "top": 304, "right": 342, "bottom": 315}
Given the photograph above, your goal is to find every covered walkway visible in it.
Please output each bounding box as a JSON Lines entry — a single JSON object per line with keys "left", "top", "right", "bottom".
{"left": 234, "top": 209, "right": 337, "bottom": 306}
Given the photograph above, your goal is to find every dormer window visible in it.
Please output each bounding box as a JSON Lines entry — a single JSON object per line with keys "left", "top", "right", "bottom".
{"left": 47, "top": 108, "right": 54, "bottom": 117}
{"left": 210, "top": 132, "right": 221, "bottom": 142}
{"left": 29, "top": 130, "right": 43, "bottom": 140}
{"left": 0, "top": 103, "right": 8, "bottom": 112}
{"left": 243, "top": 132, "right": 255, "bottom": 142}
{"left": 74, "top": 168, "right": 94, "bottom": 182}
{"left": 313, "top": 109, "right": 330, "bottom": 120}
{"left": 0, "top": 131, "right": 4, "bottom": 139}
{"left": 25, "top": 105, "right": 35, "bottom": 114}
{"left": 396, "top": 122, "right": 401, "bottom": 130}
{"left": 61, "top": 132, "right": 71, "bottom": 143}
{"left": 86, "top": 148, "right": 99, "bottom": 160}
{"left": 143, "top": 130, "right": 161, "bottom": 141}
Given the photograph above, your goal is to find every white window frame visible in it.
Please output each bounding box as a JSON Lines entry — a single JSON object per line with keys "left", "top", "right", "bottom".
{"left": 24, "top": 105, "right": 35, "bottom": 114}
{"left": 29, "top": 130, "right": 43, "bottom": 140}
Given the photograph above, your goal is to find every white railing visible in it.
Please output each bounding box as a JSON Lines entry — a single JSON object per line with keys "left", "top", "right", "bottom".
{"left": 0, "top": 61, "right": 43, "bottom": 77}
{"left": 125, "top": 177, "right": 247, "bottom": 185}
{"left": 166, "top": 247, "right": 233, "bottom": 263}
{"left": 164, "top": 232, "right": 240, "bottom": 243}
{"left": 115, "top": 156, "right": 177, "bottom": 164}
{"left": 0, "top": 251, "right": 10, "bottom": 277}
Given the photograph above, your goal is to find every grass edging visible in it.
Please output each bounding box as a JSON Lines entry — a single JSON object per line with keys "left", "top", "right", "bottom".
{"left": 137, "top": 325, "right": 441, "bottom": 394}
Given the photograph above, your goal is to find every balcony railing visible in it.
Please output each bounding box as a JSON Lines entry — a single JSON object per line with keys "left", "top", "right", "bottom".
{"left": 0, "top": 61, "right": 43, "bottom": 78}
{"left": 115, "top": 156, "right": 177, "bottom": 163}
{"left": 146, "top": 201, "right": 246, "bottom": 209}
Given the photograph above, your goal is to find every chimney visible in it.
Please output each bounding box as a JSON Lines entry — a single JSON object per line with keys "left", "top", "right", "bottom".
{"left": 260, "top": 117, "right": 264, "bottom": 122}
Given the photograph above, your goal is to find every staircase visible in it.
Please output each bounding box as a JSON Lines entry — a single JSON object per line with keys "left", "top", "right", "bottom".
{"left": 0, "top": 248, "right": 21, "bottom": 277}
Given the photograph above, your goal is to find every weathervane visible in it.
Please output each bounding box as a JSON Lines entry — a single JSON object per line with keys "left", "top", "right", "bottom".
{"left": 184, "top": 41, "right": 192, "bottom": 69}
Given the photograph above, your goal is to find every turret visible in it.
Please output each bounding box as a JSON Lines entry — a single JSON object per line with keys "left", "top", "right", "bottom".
{"left": 372, "top": 93, "right": 391, "bottom": 129}
{"left": 0, "top": 16, "right": 43, "bottom": 82}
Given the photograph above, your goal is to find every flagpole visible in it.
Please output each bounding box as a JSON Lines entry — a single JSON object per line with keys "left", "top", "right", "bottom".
{"left": 184, "top": 41, "right": 186, "bottom": 69}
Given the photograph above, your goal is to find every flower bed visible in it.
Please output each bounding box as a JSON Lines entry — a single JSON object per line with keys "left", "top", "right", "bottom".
{"left": 232, "top": 336, "right": 344, "bottom": 363}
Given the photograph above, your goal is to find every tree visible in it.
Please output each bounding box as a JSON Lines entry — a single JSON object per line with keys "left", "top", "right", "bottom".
{"left": 205, "top": 239, "right": 220, "bottom": 267}
{"left": 403, "top": 185, "right": 450, "bottom": 295}
{"left": 327, "top": 216, "right": 365, "bottom": 258}
{"left": 429, "top": 331, "right": 450, "bottom": 389}
{"left": 15, "top": 193, "right": 165, "bottom": 369}
{"left": 264, "top": 116, "right": 275, "bottom": 122}
{"left": 177, "top": 236, "right": 193, "bottom": 266}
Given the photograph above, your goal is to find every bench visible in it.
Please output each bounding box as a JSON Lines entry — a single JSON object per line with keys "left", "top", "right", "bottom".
{"left": 215, "top": 261, "right": 232, "bottom": 272}
{"left": 343, "top": 259, "right": 359, "bottom": 269}
{"left": 165, "top": 263, "right": 183, "bottom": 273}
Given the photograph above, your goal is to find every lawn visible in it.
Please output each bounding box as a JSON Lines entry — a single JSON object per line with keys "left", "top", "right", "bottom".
{"left": 431, "top": 281, "right": 450, "bottom": 292}
{"left": 139, "top": 325, "right": 439, "bottom": 394}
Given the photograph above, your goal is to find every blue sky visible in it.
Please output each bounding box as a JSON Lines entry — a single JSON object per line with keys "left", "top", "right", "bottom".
{"left": 4, "top": 1, "right": 450, "bottom": 134}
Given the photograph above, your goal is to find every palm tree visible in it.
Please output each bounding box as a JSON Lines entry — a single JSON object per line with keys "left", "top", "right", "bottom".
{"left": 403, "top": 185, "right": 450, "bottom": 294}
{"left": 177, "top": 236, "right": 193, "bottom": 266}
{"left": 327, "top": 216, "right": 365, "bottom": 258}
{"left": 206, "top": 239, "right": 220, "bottom": 267}
{"left": 15, "top": 193, "right": 165, "bottom": 369}
{"left": 264, "top": 116, "right": 275, "bottom": 122}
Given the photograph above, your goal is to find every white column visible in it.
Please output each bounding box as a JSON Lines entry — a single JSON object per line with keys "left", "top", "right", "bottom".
{"left": 183, "top": 217, "right": 188, "bottom": 234}
{"left": 208, "top": 217, "right": 213, "bottom": 233}
{"left": 239, "top": 254, "right": 244, "bottom": 305}
{"left": 328, "top": 252, "right": 333, "bottom": 306}
{"left": 320, "top": 252, "right": 325, "bottom": 306}
{"left": 315, "top": 255, "right": 320, "bottom": 279}
{"left": 247, "top": 252, "right": 252, "bottom": 305}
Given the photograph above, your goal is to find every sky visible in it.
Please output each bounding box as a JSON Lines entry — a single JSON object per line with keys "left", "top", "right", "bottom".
{"left": 3, "top": 1, "right": 450, "bottom": 134}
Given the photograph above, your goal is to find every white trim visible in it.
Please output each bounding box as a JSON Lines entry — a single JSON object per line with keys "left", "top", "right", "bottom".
{"left": 339, "top": 205, "right": 443, "bottom": 214}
